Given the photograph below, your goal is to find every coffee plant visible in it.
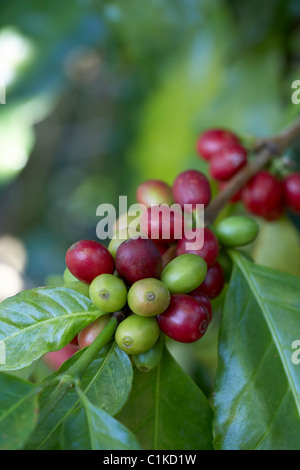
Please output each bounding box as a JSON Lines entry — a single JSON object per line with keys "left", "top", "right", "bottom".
{"left": 0, "top": 118, "right": 300, "bottom": 450}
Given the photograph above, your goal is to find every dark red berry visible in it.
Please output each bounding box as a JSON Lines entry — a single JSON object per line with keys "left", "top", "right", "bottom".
{"left": 115, "top": 237, "right": 162, "bottom": 285}
{"left": 136, "top": 179, "right": 173, "bottom": 207}
{"left": 172, "top": 169, "right": 211, "bottom": 210}
{"left": 210, "top": 145, "right": 247, "bottom": 181}
{"left": 157, "top": 294, "right": 208, "bottom": 343}
{"left": 65, "top": 240, "right": 115, "bottom": 284}
{"left": 196, "top": 129, "right": 240, "bottom": 161}
{"left": 262, "top": 204, "right": 284, "bottom": 221}
{"left": 188, "top": 291, "right": 212, "bottom": 324}
{"left": 140, "top": 206, "right": 185, "bottom": 244}
{"left": 195, "top": 262, "right": 225, "bottom": 299}
{"left": 284, "top": 173, "right": 300, "bottom": 214}
{"left": 242, "top": 171, "right": 284, "bottom": 220}
{"left": 70, "top": 335, "right": 79, "bottom": 346}
{"left": 153, "top": 242, "right": 168, "bottom": 255}
{"left": 176, "top": 227, "right": 219, "bottom": 268}
{"left": 218, "top": 181, "right": 243, "bottom": 203}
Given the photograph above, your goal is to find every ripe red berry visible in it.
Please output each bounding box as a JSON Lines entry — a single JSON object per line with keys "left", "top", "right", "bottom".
{"left": 195, "top": 262, "right": 225, "bottom": 299}
{"left": 65, "top": 240, "right": 115, "bottom": 284}
{"left": 157, "top": 294, "right": 208, "bottom": 343}
{"left": 172, "top": 170, "right": 211, "bottom": 209}
{"left": 140, "top": 205, "right": 185, "bottom": 244}
{"left": 115, "top": 237, "right": 162, "bottom": 285}
{"left": 176, "top": 227, "right": 219, "bottom": 268}
{"left": 242, "top": 171, "right": 284, "bottom": 220}
{"left": 188, "top": 291, "right": 212, "bottom": 324}
{"left": 210, "top": 145, "right": 247, "bottom": 181}
{"left": 136, "top": 179, "right": 173, "bottom": 207}
{"left": 284, "top": 173, "right": 300, "bottom": 214}
{"left": 196, "top": 129, "right": 240, "bottom": 161}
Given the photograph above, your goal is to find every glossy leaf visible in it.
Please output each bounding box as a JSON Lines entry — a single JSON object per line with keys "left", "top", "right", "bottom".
{"left": 0, "top": 373, "right": 39, "bottom": 450}
{"left": 27, "top": 342, "right": 133, "bottom": 450}
{"left": 61, "top": 392, "right": 141, "bottom": 450}
{"left": 118, "top": 347, "right": 213, "bottom": 450}
{"left": 0, "top": 287, "right": 105, "bottom": 371}
{"left": 214, "top": 250, "right": 300, "bottom": 450}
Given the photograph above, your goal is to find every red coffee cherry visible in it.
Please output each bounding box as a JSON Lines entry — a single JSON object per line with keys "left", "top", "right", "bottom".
{"left": 172, "top": 169, "right": 211, "bottom": 209}
{"left": 157, "top": 294, "right": 208, "bottom": 343}
{"left": 70, "top": 335, "right": 79, "bottom": 346}
{"left": 196, "top": 129, "right": 240, "bottom": 161}
{"left": 284, "top": 173, "right": 300, "bottom": 214}
{"left": 176, "top": 227, "right": 219, "bottom": 268}
{"left": 195, "top": 262, "right": 225, "bottom": 299}
{"left": 78, "top": 315, "right": 111, "bottom": 349}
{"left": 140, "top": 205, "right": 185, "bottom": 244}
{"left": 136, "top": 179, "right": 173, "bottom": 207}
{"left": 115, "top": 237, "right": 162, "bottom": 285}
{"left": 242, "top": 171, "right": 284, "bottom": 220}
{"left": 188, "top": 291, "right": 212, "bottom": 324}
{"left": 65, "top": 240, "right": 115, "bottom": 284}
{"left": 210, "top": 145, "right": 247, "bottom": 181}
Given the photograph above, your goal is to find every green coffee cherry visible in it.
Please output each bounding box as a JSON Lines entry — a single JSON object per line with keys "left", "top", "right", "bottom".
{"left": 127, "top": 278, "right": 170, "bottom": 317}
{"left": 108, "top": 228, "right": 131, "bottom": 259}
{"left": 133, "top": 335, "right": 164, "bottom": 372}
{"left": 63, "top": 267, "right": 78, "bottom": 283}
{"left": 160, "top": 253, "right": 207, "bottom": 294}
{"left": 216, "top": 216, "right": 259, "bottom": 247}
{"left": 115, "top": 314, "right": 160, "bottom": 355}
{"left": 89, "top": 274, "right": 127, "bottom": 313}
{"left": 64, "top": 281, "right": 90, "bottom": 298}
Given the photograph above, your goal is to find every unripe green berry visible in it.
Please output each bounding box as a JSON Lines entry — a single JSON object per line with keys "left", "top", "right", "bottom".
{"left": 89, "top": 274, "right": 127, "bottom": 313}
{"left": 108, "top": 228, "right": 131, "bottom": 259}
{"left": 63, "top": 267, "right": 78, "bottom": 283}
{"left": 216, "top": 215, "right": 259, "bottom": 247}
{"left": 115, "top": 314, "right": 160, "bottom": 355}
{"left": 127, "top": 278, "right": 170, "bottom": 317}
{"left": 133, "top": 335, "right": 164, "bottom": 372}
{"left": 64, "top": 281, "right": 90, "bottom": 298}
{"left": 160, "top": 253, "right": 207, "bottom": 294}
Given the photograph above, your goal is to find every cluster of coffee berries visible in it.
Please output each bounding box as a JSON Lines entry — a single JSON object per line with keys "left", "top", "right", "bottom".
{"left": 62, "top": 161, "right": 260, "bottom": 369}
{"left": 197, "top": 129, "right": 300, "bottom": 220}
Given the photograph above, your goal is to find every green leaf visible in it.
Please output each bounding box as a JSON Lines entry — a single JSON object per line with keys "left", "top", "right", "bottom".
{"left": 0, "top": 287, "right": 105, "bottom": 371}
{"left": 26, "top": 342, "right": 133, "bottom": 450}
{"left": 0, "top": 373, "right": 39, "bottom": 450}
{"left": 214, "top": 251, "right": 300, "bottom": 450}
{"left": 117, "top": 347, "right": 213, "bottom": 450}
{"left": 61, "top": 390, "right": 141, "bottom": 450}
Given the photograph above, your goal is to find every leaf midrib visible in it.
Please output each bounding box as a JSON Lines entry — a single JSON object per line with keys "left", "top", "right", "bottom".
{"left": 1, "top": 311, "right": 101, "bottom": 343}
{"left": 36, "top": 342, "right": 116, "bottom": 449}
{"left": 0, "top": 386, "right": 36, "bottom": 423}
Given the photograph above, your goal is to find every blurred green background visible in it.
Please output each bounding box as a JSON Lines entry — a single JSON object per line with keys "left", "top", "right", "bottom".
{"left": 0, "top": 0, "right": 299, "bottom": 389}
